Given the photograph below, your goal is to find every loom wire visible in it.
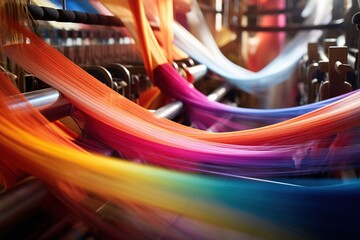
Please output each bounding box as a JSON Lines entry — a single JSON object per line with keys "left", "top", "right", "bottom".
{"left": 1, "top": 70, "right": 360, "bottom": 239}
{"left": 1, "top": 1, "right": 360, "bottom": 177}
{"left": 0, "top": 73, "right": 302, "bottom": 239}
{"left": 48, "top": 0, "right": 314, "bottom": 113}
{"left": 43, "top": 0, "right": 169, "bottom": 109}
{"left": 98, "top": 0, "right": 357, "bottom": 132}
{"left": 174, "top": 0, "right": 332, "bottom": 94}
{"left": 0, "top": 0, "right": 360, "bottom": 186}
{"left": 0, "top": 2, "right": 360, "bottom": 239}
{"left": 100, "top": 0, "right": 360, "bottom": 139}
{"left": 46, "top": 0, "right": 355, "bottom": 131}
{"left": 2, "top": 29, "right": 360, "bottom": 176}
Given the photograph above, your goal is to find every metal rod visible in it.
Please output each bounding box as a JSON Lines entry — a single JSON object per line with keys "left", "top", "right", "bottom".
{"left": 21, "top": 64, "right": 212, "bottom": 120}
{"left": 151, "top": 82, "right": 231, "bottom": 119}
{"left": 62, "top": 0, "right": 66, "bottom": 10}
{"left": 24, "top": 88, "right": 72, "bottom": 122}
{"left": 233, "top": 19, "right": 344, "bottom": 32}
{"left": 155, "top": 101, "right": 184, "bottom": 119}
{"left": 24, "top": 80, "right": 230, "bottom": 121}
{"left": 207, "top": 83, "right": 232, "bottom": 101}
{"left": 244, "top": 8, "right": 301, "bottom": 16}
{"left": 185, "top": 64, "right": 207, "bottom": 82}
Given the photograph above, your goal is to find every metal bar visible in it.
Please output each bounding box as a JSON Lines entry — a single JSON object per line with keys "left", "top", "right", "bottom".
{"left": 244, "top": 8, "right": 301, "bottom": 16}
{"left": 185, "top": 64, "right": 207, "bottom": 82}
{"left": 154, "top": 82, "right": 231, "bottom": 119}
{"left": 199, "top": 3, "right": 301, "bottom": 16}
{"left": 24, "top": 88, "right": 72, "bottom": 122}
{"left": 24, "top": 78, "right": 230, "bottom": 121}
{"left": 24, "top": 80, "right": 230, "bottom": 121}
{"left": 23, "top": 64, "right": 211, "bottom": 120}
{"left": 233, "top": 19, "right": 344, "bottom": 32}
{"left": 207, "top": 83, "right": 232, "bottom": 101}
{"left": 155, "top": 101, "right": 184, "bottom": 119}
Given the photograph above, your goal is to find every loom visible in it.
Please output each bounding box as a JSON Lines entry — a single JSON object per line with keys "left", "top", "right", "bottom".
{"left": 1, "top": 0, "right": 360, "bottom": 239}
